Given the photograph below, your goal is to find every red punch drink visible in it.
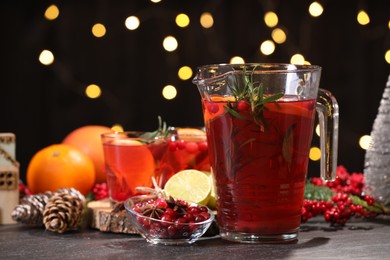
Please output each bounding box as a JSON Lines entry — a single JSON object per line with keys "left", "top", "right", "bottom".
{"left": 102, "top": 132, "right": 168, "bottom": 201}
{"left": 203, "top": 97, "right": 316, "bottom": 240}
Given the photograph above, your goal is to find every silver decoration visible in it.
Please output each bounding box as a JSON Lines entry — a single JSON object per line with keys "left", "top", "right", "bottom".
{"left": 364, "top": 74, "right": 390, "bottom": 206}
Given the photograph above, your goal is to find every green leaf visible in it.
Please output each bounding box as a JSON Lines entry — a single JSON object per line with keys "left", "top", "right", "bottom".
{"left": 257, "top": 83, "right": 264, "bottom": 103}
{"left": 304, "top": 183, "right": 335, "bottom": 201}
{"left": 139, "top": 116, "right": 170, "bottom": 143}
{"left": 224, "top": 105, "right": 249, "bottom": 121}
{"left": 349, "top": 195, "right": 386, "bottom": 214}
{"left": 261, "top": 93, "right": 284, "bottom": 105}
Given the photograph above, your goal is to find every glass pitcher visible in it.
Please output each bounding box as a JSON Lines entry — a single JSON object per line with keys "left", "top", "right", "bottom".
{"left": 193, "top": 63, "right": 338, "bottom": 243}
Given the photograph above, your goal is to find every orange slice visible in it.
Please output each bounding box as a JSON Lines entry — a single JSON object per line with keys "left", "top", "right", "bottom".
{"left": 111, "top": 139, "right": 143, "bottom": 146}
{"left": 265, "top": 102, "right": 314, "bottom": 119}
{"left": 177, "top": 128, "right": 206, "bottom": 142}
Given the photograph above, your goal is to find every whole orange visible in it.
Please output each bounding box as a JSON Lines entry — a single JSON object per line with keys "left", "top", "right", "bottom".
{"left": 62, "top": 125, "right": 112, "bottom": 183}
{"left": 27, "top": 144, "right": 95, "bottom": 195}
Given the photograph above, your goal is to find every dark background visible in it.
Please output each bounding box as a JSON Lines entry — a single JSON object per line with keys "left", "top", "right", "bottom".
{"left": 1, "top": 0, "right": 389, "bottom": 182}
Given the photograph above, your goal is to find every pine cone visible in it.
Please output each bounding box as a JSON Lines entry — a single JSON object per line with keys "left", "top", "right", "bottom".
{"left": 57, "top": 188, "right": 85, "bottom": 203}
{"left": 11, "top": 191, "right": 54, "bottom": 226}
{"left": 43, "top": 193, "right": 84, "bottom": 233}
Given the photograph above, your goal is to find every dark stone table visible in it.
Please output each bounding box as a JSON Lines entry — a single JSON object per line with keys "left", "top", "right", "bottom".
{"left": 1, "top": 217, "right": 390, "bottom": 259}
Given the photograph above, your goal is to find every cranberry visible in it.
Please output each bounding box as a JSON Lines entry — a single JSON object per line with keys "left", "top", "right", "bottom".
{"left": 155, "top": 198, "right": 168, "bottom": 208}
{"left": 194, "top": 215, "right": 206, "bottom": 223}
{"left": 199, "top": 206, "right": 208, "bottom": 212}
{"left": 198, "top": 141, "right": 208, "bottom": 151}
{"left": 136, "top": 215, "right": 144, "bottom": 224}
{"left": 185, "top": 142, "right": 199, "bottom": 153}
{"left": 142, "top": 218, "right": 151, "bottom": 229}
{"left": 177, "top": 140, "right": 186, "bottom": 150}
{"left": 174, "top": 218, "right": 188, "bottom": 229}
{"left": 168, "top": 141, "right": 177, "bottom": 151}
{"left": 149, "top": 222, "right": 162, "bottom": 234}
{"left": 161, "top": 214, "right": 173, "bottom": 227}
{"left": 188, "top": 206, "right": 200, "bottom": 215}
{"left": 164, "top": 208, "right": 176, "bottom": 218}
{"left": 207, "top": 103, "right": 219, "bottom": 114}
{"left": 188, "top": 222, "right": 198, "bottom": 232}
{"left": 167, "top": 225, "right": 177, "bottom": 237}
{"left": 200, "top": 211, "right": 210, "bottom": 220}
{"left": 183, "top": 213, "right": 195, "bottom": 221}
{"left": 237, "top": 101, "right": 250, "bottom": 112}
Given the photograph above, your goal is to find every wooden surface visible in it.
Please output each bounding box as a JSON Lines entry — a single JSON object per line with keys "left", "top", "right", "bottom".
{"left": 1, "top": 216, "right": 390, "bottom": 259}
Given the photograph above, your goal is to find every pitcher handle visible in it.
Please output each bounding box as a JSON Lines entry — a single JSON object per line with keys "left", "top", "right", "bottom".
{"left": 316, "top": 88, "right": 339, "bottom": 181}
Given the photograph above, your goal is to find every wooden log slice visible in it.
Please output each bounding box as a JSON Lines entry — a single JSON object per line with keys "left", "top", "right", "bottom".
{"left": 87, "top": 200, "right": 138, "bottom": 234}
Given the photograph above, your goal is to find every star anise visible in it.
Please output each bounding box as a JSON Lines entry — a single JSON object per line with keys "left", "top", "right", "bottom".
{"left": 166, "top": 196, "right": 188, "bottom": 217}
{"left": 139, "top": 203, "right": 165, "bottom": 219}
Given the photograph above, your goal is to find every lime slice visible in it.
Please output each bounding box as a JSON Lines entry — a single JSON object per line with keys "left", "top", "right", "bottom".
{"left": 164, "top": 169, "right": 211, "bottom": 205}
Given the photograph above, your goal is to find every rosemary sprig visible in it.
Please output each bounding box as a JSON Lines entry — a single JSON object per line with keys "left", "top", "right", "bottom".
{"left": 139, "top": 116, "right": 170, "bottom": 143}
{"left": 223, "top": 67, "right": 283, "bottom": 130}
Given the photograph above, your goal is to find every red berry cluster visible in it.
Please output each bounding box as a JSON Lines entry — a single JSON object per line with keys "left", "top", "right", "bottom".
{"left": 168, "top": 139, "right": 208, "bottom": 153}
{"left": 131, "top": 197, "right": 211, "bottom": 239}
{"left": 311, "top": 165, "right": 364, "bottom": 195}
{"left": 18, "top": 181, "right": 31, "bottom": 199}
{"left": 302, "top": 193, "right": 377, "bottom": 225}
{"left": 302, "top": 165, "right": 384, "bottom": 225}
{"left": 92, "top": 183, "right": 109, "bottom": 200}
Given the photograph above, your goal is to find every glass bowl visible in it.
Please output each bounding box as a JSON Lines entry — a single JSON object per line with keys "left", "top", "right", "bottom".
{"left": 124, "top": 195, "right": 215, "bottom": 245}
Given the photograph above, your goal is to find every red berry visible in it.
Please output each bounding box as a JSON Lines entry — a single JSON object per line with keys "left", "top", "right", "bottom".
{"left": 311, "top": 177, "right": 323, "bottom": 186}
{"left": 188, "top": 222, "right": 198, "bottom": 232}
{"left": 174, "top": 218, "right": 188, "bottom": 229}
{"left": 363, "top": 195, "right": 375, "bottom": 205}
{"left": 183, "top": 213, "right": 195, "bottom": 221}
{"left": 188, "top": 206, "right": 200, "bottom": 215}
{"left": 177, "top": 140, "right": 186, "bottom": 150}
{"left": 237, "top": 101, "right": 250, "bottom": 112}
{"left": 185, "top": 142, "right": 199, "bottom": 153}
{"left": 155, "top": 198, "right": 168, "bottom": 208}
{"left": 199, "top": 206, "right": 208, "bottom": 212}
{"left": 92, "top": 183, "right": 109, "bottom": 200}
{"left": 161, "top": 214, "right": 173, "bottom": 226}
{"left": 207, "top": 103, "right": 219, "bottom": 114}
{"left": 200, "top": 211, "right": 210, "bottom": 220}
{"left": 164, "top": 208, "right": 176, "bottom": 218}
{"left": 142, "top": 218, "right": 151, "bottom": 229}
{"left": 195, "top": 215, "right": 206, "bottom": 223}
{"left": 198, "top": 141, "right": 208, "bottom": 151}
{"left": 167, "top": 225, "right": 177, "bottom": 237}
{"left": 168, "top": 141, "right": 177, "bottom": 151}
